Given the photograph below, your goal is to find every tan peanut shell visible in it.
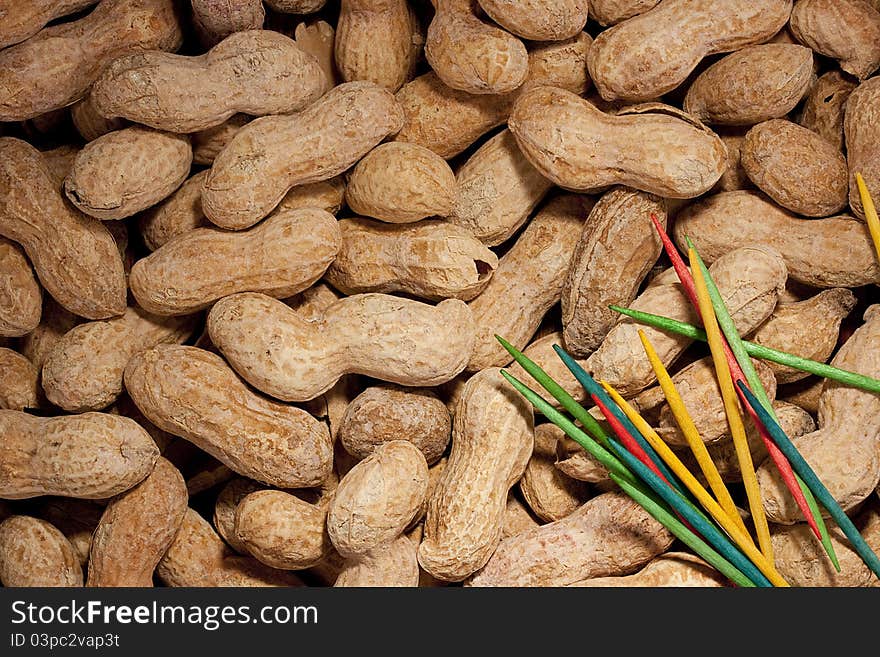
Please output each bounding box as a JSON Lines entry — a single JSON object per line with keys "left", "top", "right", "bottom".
{"left": 656, "top": 357, "right": 778, "bottom": 447}
{"left": 0, "top": 410, "right": 159, "bottom": 499}
{"left": 426, "top": 0, "right": 528, "bottom": 95}
{"left": 157, "top": 508, "right": 304, "bottom": 587}
{"left": 0, "top": 0, "right": 184, "bottom": 122}
{"left": 779, "top": 377, "right": 824, "bottom": 416}
{"left": 138, "top": 170, "right": 208, "bottom": 251}
{"left": 233, "top": 490, "right": 331, "bottom": 570}
{"left": 92, "top": 30, "right": 326, "bottom": 134}
{"left": 326, "top": 218, "right": 497, "bottom": 302}
{"left": 467, "top": 491, "right": 674, "bottom": 586}
{"left": 37, "top": 498, "right": 104, "bottom": 567}
{"left": 334, "top": 533, "right": 419, "bottom": 587}
{"left": 477, "top": 0, "right": 588, "bottom": 41}
{"left": 418, "top": 367, "right": 534, "bottom": 582}
{"left": 42, "top": 306, "right": 197, "bottom": 412}
{"left": 683, "top": 44, "right": 813, "bottom": 126}
{"left": 751, "top": 288, "right": 857, "bottom": 384}
{"left": 191, "top": 0, "right": 265, "bottom": 46}
{"left": 562, "top": 187, "right": 666, "bottom": 355}
{"left": 0, "top": 348, "right": 40, "bottom": 411}
{"left": 86, "top": 457, "right": 187, "bottom": 587}
{"left": 502, "top": 494, "right": 541, "bottom": 538}
{"left": 790, "top": 0, "right": 880, "bottom": 81}
{"left": 758, "top": 305, "right": 880, "bottom": 522}
{"left": 339, "top": 385, "right": 451, "bottom": 464}
{"left": 590, "top": 0, "right": 661, "bottom": 25}
{"left": 509, "top": 88, "right": 727, "bottom": 198}
{"left": 345, "top": 142, "right": 456, "bottom": 223}
{"left": 131, "top": 207, "right": 340, "bottom": 316}
{"left": 674, "top": 191, "right": 880, "bottom": 288}
{"left": 40, "top": 145, "right": 80, "bottom": 190}
{"left": 0, "top": 138, "right": 126, "bottom": 320}
{"left": 741, "top": 119, "right": 848, "bottom": 217}
{"left": 213, "top": 478, "right": 266, "bottom": 554}
{"left": 277, "top": 177, "right": 346, "bottom": 216}
{"left": 712, "top": 128, "right": 753, "bottom": 193}
{"left": 265, "top": 0, "right": 327, "bottom": 13}
{"left": 571, "top": 552, "right": 728, "bottom": 587}
{"left": 797, "top": 70, "right": 857, "bottom": 152}
{"left": 586, "top": 245, "right": 787, "bottom": 397}
{"left": 207, "top": 292, "right": 475, "bottom": 402}
{"left": 17, "top": 297, "right": 79, "bottom": 371}
{"left": 71, "top": 95, "right": 128, "bottom": 142}
{"left": 328, "top": 441, "right": 428, "bottom": 557}
{"left": 394, "top": 32, "right": 591, "bottom": 159}
{"left": 844, "top": 76, "right": 880, "bottom": 220}
{"left": 203, "top": 81, "right": 404, "bottom": 230}
{"left": 771, "top": 521, "right": 873, "bottom": 587}
{"left": 0, "top": 0, "right": 99, "bottom": 49}
{"left": 0, "top": 516, "right": 82, "bottom": 587}
{"left": 124, "top": 345, "right": 333, "bottom": 488}
{"left": 0, "top": 238, "right": 41, "bottom": 337}
{"left": 295, "top": 20, "right": 338, "bottom": 91}
{"left": 447, "top": 129, "right": 553, "bottom": 247}
{"left": 519, "top": 423, "right": 589, "bottom": 522}
{"left": 467, "top": 194, "right": 587, "bottom": 372}
{"left": 335, "top": 0, "right": 420, "bottom": 92}
{"left": 506, "top": 331, "right": 590, "bottom": 409}
{"left": 587, "top": 0, "right": 792, "bottom": 102}
{"left": 64, "top": 127, "right": 192, "bottom": 221}
{"left": 191, "top": 114, "right": 250, "bottom": 165}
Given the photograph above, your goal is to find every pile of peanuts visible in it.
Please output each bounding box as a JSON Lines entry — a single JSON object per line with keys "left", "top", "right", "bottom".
{"left": 0, "top": 0, "right": 879, "bottom": 589}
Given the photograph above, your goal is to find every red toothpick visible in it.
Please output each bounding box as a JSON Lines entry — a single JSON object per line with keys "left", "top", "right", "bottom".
{"left": 649, "top": 214, "right": 821, "bottom": 541}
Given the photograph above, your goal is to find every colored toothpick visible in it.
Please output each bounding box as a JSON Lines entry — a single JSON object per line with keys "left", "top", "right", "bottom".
{"left": 691, "top": 248, "right": 773, "bottom": 561}
{"left": 601, "top": 381, "right": 789, "bottom": 587}
{"left": 855, "top": 172, "right": 880, "bottom": 264}
{"left": 737, "top": 381, "right": 880, "bottom": 580}
{"left": 686, "top": 240, "right": 836, "bottom": 566}
{"left": 608, "top": 305, "right": 880, "bottom": 395}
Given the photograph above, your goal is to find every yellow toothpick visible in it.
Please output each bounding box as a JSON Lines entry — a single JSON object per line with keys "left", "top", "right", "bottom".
{"left": 637, "top": 330, "right": 749, "bottom": 539}
{"left": 690, "top": 248, "right": 773, "bottom": 562}
{"left": 855, "top": 172, "right": 880, "bottom": 264}
{"left": 600, "top": 380, "right": 788, "bottom": 587}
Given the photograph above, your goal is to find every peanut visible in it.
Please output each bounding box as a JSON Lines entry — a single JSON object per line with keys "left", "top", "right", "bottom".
{"left": 130, "top": 207, "right": 340, "bottom": 316}
{"left": 16, "top": 297, "right": 79, "bottom": 370}
{"left": 157, "top": 508, "right": 304, "bottom": 587}
{"left": 683, "top": 44, "right": 814, "bottom": 127}
{"left": 0, "top": 410, "right": 159, "bottom": 500}
{"left": 509, "top": 88, "right": 728, "bottom": 198}
{"left": 425, "top": 0, "right": 528, "bottom": 95}
{"left": 758, "top": 305, "right": 880, "bottom": 522}
{"left": 326, "top": 218, "right": 497, "bottom": 301}
{"left": 519, "top": 423, "right": 589, "bottom": 522}
{"left": 86, "top": 456, "right": 188, "bottom": 587}
{"left": 741, "top": 119, "right": 848, "bottom": 217}
{"left": 466, "top": 194, "right": 588, "bottom": 373}
{"left": 71, "top": 95, "right": 127, "bottom": 142}
{"left": 295, "top": 21, "right": 339, "bottom": 91}
{"left": 207, "top": 292, "right": 475, "bottom": 402}
{"left": 587, "top": 0, "right": 792, "bottom": 102}
{"left": 779, "top": 377, "right": 825, "bottom": 415}
{"left": 844, "top": 76, "right": 880, "bottom": 220}
{"left": 138, "top": 170, "right": 209, "bottom": 250}
{"left": 447, "top": 129, "right": 553, "bottom": 247}
{"left": 124, "top": 344, "right": 334, "bottom": 488}
{"left": 790, "top": 0, "right": 880, "bottom": 81}
{"left": 589, "top": 0, "right": 661, "bottom": 25}
{"left": 191, "top": 114, "right": 250, "bottom": 165}
{"left": 502, "top": 494, "right": 541, "bottom": 538}
{"left": 328, "top": 440, "right": 428, "bottom": 557}
{"left": 0, "top": 516, "right": 83, "bottom": 587}
{"left": 334, "top": 533, "right": 419, "bottom": 587}
{"left": 505, "top": 331, "right": 589, "bottom": 408}
{"left": 92, "top": 30, "right": 326, "bottom": 133}
{"left": 265, "top": 0, "right": 326, "bottom": 13}
{"left": 213, "top": 477, "right": 266, "bottom": 554}
{"left": 190, "top": 0, "right": 265, "bottom": 47}
{"left": 64, "top": 127, "right": 192, "bottom": 221}
{"left": 797, "top": 70, "right": 857, "bottom": 152}
{"left": 476, "top": 0, "right": 589, "bottom": 41}
{"left": 338, "top": 384, "right": 451, "bottom": 465}
{"left": 466, "top": 491, "right": 674, "bottom": 586}
{"left": 0, "top": 138, "right": 127, "bottom": 320}
{"left": 711, "top": 128, "right": 754, "bottom": 193}
{"left": 771, "top": 520, "right": 873, "bottom": 587}
{"left": 750, "top": 288, "right": 857, "bottom": 384}
{"left": 419, "top": 367, "right": 534, "bottom": 582}
{"left": 233, "top": 490, "right": 332, "bottom": 570}
{"left": 570, "top": 552, "right": 728, "bottom": 587}
{"left": 674, "top": 191, "right": 880, "bottom": 288}
{"left": 36, "top": 498, "right": 104, "bottom": 567}
{"left": 335, "top": 0, "right": 421, "bottom": 92}
{"left": 0, "top": 237, "right": 41, "bottom": 337}
{"left": 0, "top": 0, "right": 184, "bottom": 122}
{"left": 0, "top": 348, "right": 40, "bottom": 411}
{"left": 562, "top": 187, "right": 666, "bottom": 355}
{"left": 344, "top": 142, "right": 456, "bottom": 223}
{"left": 203, "top": 81, "right": 404, "bottom": 230}
{"left": 0, "top": 0, "right": 99, "bottom": 49}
